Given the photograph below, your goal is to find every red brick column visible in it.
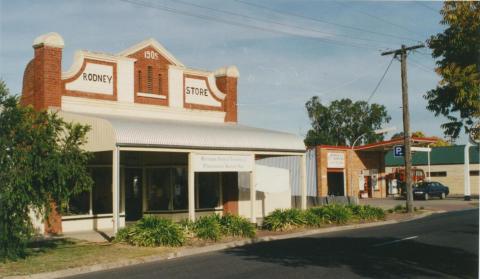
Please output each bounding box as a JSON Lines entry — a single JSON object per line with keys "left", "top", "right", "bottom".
{"left": 215, "top": 66, "right": 239, "bottom": 123}
{"left": 23, "top": 33, "right": 65, "bottom": 234}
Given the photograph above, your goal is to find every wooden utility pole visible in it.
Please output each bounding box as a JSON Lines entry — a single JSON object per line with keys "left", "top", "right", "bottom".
{"left": 382, "top": 44, "right": 424, "bottom": 213}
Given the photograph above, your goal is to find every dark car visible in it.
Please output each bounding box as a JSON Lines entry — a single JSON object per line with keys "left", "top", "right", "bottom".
{"left": 412, "top": 181, "right": 450, "bottom": 200}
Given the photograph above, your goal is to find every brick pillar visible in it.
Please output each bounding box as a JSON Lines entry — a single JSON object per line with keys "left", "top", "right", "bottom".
{"left": 30, "top": 33, "right": 65, "bottom": 234}
{"left": 44, "top": 201, "right": 63, "bottom": 235}
{"left": 215, "top": 66, "right": 239, "bottom": 123}
{"left": 222, "top": 173, "right": 239, "bottom": 215}
{"left": 31, "top": 32, "right": 64, "bottom": 111}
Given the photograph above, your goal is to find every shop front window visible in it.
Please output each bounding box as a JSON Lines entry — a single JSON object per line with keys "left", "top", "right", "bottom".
{"left": 63, "top": 191, "right": 89, "bottom": 215}
{"left": 172, "top": 167, "right": 188, "bottom": 210}
{"left": 147, "top": 168, "right": 172, "bottom": 211}
{"left": 146, "top": 167, "right": 221, "bottom": 211}
{"left": 196, "top": 173, "right": 221, "bottom": 209}
{"left": 62, "top": 166, "right": 112, "bottom": 215}
{"left": 92, "top": 167, "right": 112, "bottom": 214}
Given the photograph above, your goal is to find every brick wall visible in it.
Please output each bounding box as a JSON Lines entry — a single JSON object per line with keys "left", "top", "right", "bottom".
{"left": 34, "top": 46, "right": 63, "bottom": 110}
{"left": 128, "top": 46, "right": 170, "bottom": 106}
{"left": 215, "top": 76, "right": 238, "bottom": 122}
{"left": 315, "top": 146, "right": 387, "bottom": 198}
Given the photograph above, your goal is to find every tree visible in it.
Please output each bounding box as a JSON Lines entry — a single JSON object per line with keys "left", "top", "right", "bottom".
{"left": 0, "top": 80, "right": 93, "bottom": 261}
{"left": 305, "top": 97, "right": 391, "bottom": 146}
{"left": 390, "top": 131, "right": 451, "bottom": 147}
{"left": 425, "top": 2, "right": 480, "bottom": 139}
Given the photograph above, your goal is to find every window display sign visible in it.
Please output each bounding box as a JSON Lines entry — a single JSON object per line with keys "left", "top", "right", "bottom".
{"left": 327, "top": 152, "right": 345, "bottom": 168}
{"left": 192, "top": 154, "right": 254, "bottom": 172}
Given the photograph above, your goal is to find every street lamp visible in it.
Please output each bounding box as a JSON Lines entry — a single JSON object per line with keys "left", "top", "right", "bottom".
{"left": 349, "top": 126, "right": 396, "bottom": 197}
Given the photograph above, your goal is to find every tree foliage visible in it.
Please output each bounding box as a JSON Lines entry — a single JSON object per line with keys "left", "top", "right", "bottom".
{"left": 390, "top": 131, "right": 451, "bottom": 147}
{"left": 304, "top": 97, "right": 391, "bottom": 146}
{"left": 0, "top": 80, "right": 93, "bottom": 261}
{"left": 425, "top": 2, "right": 480, "bottom": 139}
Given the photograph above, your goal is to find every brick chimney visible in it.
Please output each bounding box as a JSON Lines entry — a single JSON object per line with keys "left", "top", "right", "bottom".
{"left": 30, "top": 32, "right": 64, "bottom": 111}
{"left": 215, "top": 66, "right": 239, "bottom": 123}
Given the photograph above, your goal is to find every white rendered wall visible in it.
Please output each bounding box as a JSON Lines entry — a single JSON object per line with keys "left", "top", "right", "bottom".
{"left": 62, "top": 216, "right": 125, "bottom": 233}
{"left": 238, "top": 165, "right": 292, "bottom": 219}
{"left": 168, "top": 66, "right": 184, "bottom": 108}
{"left": 116, "top": 59, "right": 135, "bottom": 103}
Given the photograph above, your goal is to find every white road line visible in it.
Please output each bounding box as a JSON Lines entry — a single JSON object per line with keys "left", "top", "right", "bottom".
{"left": 373, "top": 236, "right": 419, "bottom": 247}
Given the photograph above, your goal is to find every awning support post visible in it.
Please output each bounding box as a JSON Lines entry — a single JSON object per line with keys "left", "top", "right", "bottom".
{"left": 188, "top": 152, "right": 195, "bottom": 221}
{"left": 464, "top": 141, "right": 472, "bottom": 201}
{"left": 300, "top": 153, "right": 307, "bottom": 210}
{"left": 112, "top": 147, "right": 120, "bottom": 234}
{"left": 250, "top": 163, "right": 256, "bottom": 224}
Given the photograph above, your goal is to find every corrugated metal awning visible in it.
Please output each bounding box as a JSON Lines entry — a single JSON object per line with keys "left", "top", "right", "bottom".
{"left": 59, "top": 112, "right": 305, "bottom": 153}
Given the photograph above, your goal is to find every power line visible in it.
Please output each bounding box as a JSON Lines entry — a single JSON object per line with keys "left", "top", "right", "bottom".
{"left": 119, "top": 0, "right": 386, "bottom": 51}
{"left": 408, "top": 58, "right": 436, "bottom": 74}
{"left": 367, "top": 56, "right": 395, "bottom": 103}
{"left": 335, "top": 1, "right": 426, "bottom": 40}
{"left": 234, "top": 0, "right": 422, "bottom": 43}
{"left": 171, "top": 0, "right": 396, "bottom": 49}
{"left": 414, "top": 1, "right": 439, "bottom": 14}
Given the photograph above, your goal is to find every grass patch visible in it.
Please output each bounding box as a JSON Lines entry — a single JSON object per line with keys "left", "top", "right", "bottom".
{"left": 0, "top": 238, "right": 172, "bottom": 277}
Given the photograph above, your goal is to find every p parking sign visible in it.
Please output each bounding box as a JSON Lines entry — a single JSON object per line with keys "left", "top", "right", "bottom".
{"left": 393, "top": 145, "right": 405, "bottom": 157}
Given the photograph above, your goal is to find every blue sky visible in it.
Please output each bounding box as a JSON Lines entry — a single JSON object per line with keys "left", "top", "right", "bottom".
{"left": 1, "top": 0, "right": 464, "bottom": 143}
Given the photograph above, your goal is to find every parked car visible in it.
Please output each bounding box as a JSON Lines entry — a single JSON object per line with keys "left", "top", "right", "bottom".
{"left": 412, "top": 181, "right": 450, "bottom": 200}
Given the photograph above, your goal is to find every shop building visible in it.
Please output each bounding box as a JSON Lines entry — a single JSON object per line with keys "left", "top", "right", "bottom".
{"left": 21, "top": 32, "right": 307, "bottom": 234}
{"left": 311, "top": 137, "right": 437, "bottom": 199}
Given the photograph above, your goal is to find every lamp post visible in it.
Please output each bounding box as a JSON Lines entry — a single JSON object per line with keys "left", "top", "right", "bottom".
{"left": 350, "top": 127, "right": 396, "bottom": 197}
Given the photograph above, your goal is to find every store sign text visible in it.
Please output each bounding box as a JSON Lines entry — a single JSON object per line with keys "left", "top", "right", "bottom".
{"left": 65, "top": 63, "right": 114, "bottom": 95}
{"left": 192, "top": 154, "right": 254, "bottom": 172}
{"left": 327, "top": 152, "right": 345, "bottom": 168}
{"left": 184, "top": 78, "right": 221, "bottom": 107}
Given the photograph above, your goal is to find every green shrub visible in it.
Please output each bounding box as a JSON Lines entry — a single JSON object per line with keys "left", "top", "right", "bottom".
{"left": 321, "top": 204, "right": 353, "bottom": 224}
{"left": 393, "top": 204, "right": 405, "bottom": 212}
{"left": 220, "top": 214, "right": 256, "bottom": 238}
{"left": 304, "top": 208, "right": 323, "bottom": 227}
{"left": 348, "top": 205, "right": 385, "bottom": 221}
{"left": 193, "top": 215, "right": 223, "bottom": 241}
{"left": 115, "top": 216, "right": 185, "bottom": 247}
{"left": 263, "top": 208, "right": 306, "bottom": 231}
{"left": 387, "top": 209, "right": 394, "bottom": 214}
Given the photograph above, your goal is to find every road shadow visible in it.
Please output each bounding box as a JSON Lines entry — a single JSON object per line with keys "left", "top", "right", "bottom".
{"left": 223, "top": 236, "right": 478, "bottom": 279}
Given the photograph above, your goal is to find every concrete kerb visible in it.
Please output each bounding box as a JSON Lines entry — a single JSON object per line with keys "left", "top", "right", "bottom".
{"left": 6, "top": 211, "right": 438, "bottom": 279}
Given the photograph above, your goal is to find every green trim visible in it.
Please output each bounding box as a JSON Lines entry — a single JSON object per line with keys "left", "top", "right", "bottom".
{"left": 385, "top": 145, "right": 479, "bottom": 166}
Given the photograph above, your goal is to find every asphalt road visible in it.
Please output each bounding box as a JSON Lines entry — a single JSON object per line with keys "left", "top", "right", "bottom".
{"left": 68, "top": 209, "right": 479, "bottom": 279}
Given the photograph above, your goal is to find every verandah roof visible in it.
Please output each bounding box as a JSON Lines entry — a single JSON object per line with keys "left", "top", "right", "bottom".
{"left": 59, "top": 112, "right": 306, "bottom": 153}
